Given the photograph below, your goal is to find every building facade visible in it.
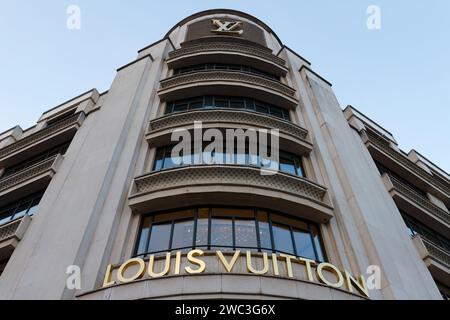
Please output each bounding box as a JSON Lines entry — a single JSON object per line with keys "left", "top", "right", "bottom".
{"left": 0, "top": 9, "right": 448, "bottom": 300}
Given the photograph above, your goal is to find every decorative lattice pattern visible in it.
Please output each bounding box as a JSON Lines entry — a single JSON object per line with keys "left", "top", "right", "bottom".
{"left": 0, "top": 156, "right": 57, "bottom": 192}
{"left": 0, "top": 112, "right": 84, "bottom": 159}
{"left": 0, "top": 218, "right": 21, "bottom": 241}
{"left": 389, "top": 174, "right": 450, "bottom": 225}
{"left": 366, "top": 130, "right": 450, "bottom": 196}
{"left": 133, "top": 165, "right": 327, "bottom": 203}
{"left": 168, "top": 42, "right": 286, "bottom": 67}
{"left": 422, "top": 237, "right": 450, "bottom": 268}
{"left": 149, "top": 109, "right": 309, "bottom": 141}
{"left": 159, "top": 71, "right": 296, "bottom": 97}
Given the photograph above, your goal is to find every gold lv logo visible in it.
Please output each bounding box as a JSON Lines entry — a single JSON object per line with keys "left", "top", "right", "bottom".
{"left": 211, "top": 19, "right": 243, "bottom": 35}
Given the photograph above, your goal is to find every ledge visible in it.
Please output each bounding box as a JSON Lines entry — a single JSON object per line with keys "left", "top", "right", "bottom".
{"left": 0, "top": 154, "right": 62, "bottom": 206}
{"left": 0, "top": 215, "right": 31, "bottom": 260}
{"left": 129, "top": 165, "right": 333, "bottom": 223}
{"left": 158, "top": 71, "right": 298, "bottom": 109}
{"left": 382, "top": 173, "right": 449, "bottom": 235}
{"left": 167, "top": 41, "right": 288, "bottom": 76}
{"left": 412, "top": 235, "right": 450, "bottom": 287}
{"left": 147, "top": 109, "right": 312, "bottom": 155}
{"left": 0, "top": 112, "right": 84, "bottom": 167}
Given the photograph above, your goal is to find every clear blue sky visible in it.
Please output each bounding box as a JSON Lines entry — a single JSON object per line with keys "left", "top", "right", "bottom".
{"left": 0, "top": 1, "right": 449, "bottom": 172}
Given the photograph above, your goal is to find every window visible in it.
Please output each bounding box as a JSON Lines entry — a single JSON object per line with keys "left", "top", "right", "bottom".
{"left": 153, "top": 145, "right": 306, "bottom": 178}
{"left": 0, "top": 192, "right": 44, "bottom": 226}
{"left": 165, "top": 96, "right": 290, "bottom": 121}
{"left": 173, "top": 63, "right": 280, "bottom": 81}
{"left": 135, "top": 207, "right": 326, "bottom": 262}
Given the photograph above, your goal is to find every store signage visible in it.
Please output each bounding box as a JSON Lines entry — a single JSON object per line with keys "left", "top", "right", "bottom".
{"left": 103, "top": 250, "right": 370, "bottom": 298}
{"left": 211, "top": 19, "right": 243, "bottom": 35}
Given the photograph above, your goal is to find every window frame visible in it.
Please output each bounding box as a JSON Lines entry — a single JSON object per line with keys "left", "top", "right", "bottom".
{"left": 134, "top": 206, "right": 327, "bottom": 263}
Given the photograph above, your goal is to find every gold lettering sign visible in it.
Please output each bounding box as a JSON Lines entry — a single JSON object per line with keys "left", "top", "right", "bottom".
{"left": 211, "top": 19, "right": 243, "bottom": 36}
{"left": 103, "top": 250, "right": 370, "bottom": 298}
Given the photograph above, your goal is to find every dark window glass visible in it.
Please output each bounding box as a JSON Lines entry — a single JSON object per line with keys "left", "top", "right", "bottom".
{"left": 0, "top": 192, "right": 43, "bottom": 226}
{"left": 257, "top": 211, "right": 272, "bottom": 251}
{"left": 311, "top": 225, "right": 325, "bottom": 262}
{"left": 152, "top": 145, "right": 305, "bottom": 178}
{"left": 293, "top": 228, "right": 316, "bottom": 260}
{"left": 272, "top": 223, "right": 295, "bottom": 255}
{"left": 164, "top": 96, "right": 290, "bottom": 121}
{"left": 172, "top": 219, "right": 195, "bottom": 250}
{"left": 136, "top": 217, "right": 151, "bottom": 255}
{"left": 134, "top": 207, "right": 326, "bottom": 262}
{"left": 148, "top": 223, "right": 171, "bottom": 253}
{"left": 279, "top": 156, "right": 297, "bottom": 176}
{"left": 235, "top": 219, "right": 257, "bottom": 248}
{"left": 196, "top": 208, "right": 209, "bottom": 248}
{"left": 211, "top": 217, "right": 233, "bottom": 249}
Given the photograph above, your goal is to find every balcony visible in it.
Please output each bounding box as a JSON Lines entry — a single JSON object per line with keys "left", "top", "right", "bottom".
{"left": 0, "top": 112, "right": 84, "bottom": 167}
{"left": 382, "top": 173, "right": 450, "bottom": 235}
{"left": 129, "top": 165, "right": 333, "bottom": 223}
{"left": 412, "top": 235, "right": 450, "bottom": 287}
{"left": 167, "top": 41, "right": 288, "bottom": 77}
{"left": 0, "top": 216, "right": 31, "bottom": 260}
{"left": 362, "top": 129, "right": 450, "bottom": 200}
{"left": 147, "top": 109, "right": 312, "bottom": 154}
{"left": 0, "top": 154, "right": 62, "bottom": 206}
{"left": 158, "top": 71, "right": 298, "bottom": 109}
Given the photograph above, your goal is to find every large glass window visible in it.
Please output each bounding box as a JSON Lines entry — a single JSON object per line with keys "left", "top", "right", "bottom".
{"left": 152, "top": 145, "right": 306, "bottom": 178}
{"left": 165, "top": 96, "right": 290, "bottom": 121}
{"left": 173, "top": 63, "right": 280, "bottom": 81}
{"left": 135, "top": 207, "right": 326, "bottom": 262}
{"left": 0, "top": 192, "right": 44, "bottom": 226}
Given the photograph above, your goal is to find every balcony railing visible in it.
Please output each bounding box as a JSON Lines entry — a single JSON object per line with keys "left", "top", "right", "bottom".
{"left": 159, "top": 70, "right": 297, "bottom": 98}
{"left": 168, "top": 42, "right": 286, "bottom": 68}
{"left": 365, "top": 130, "right": 450, "bottom": 197}
{"left": 0, "top": 215, "right": 31, "bottom": 255}
{"left": 384, "top": 173, "right": 450, "bottom": 226}
{"left": 134, "top": 165, "right": 327, "bottom": 202}
{"left": 0, "top": 218, "right": 22, "bottom": 242}
{"left": 0, "top": 154, "right": 61, "bottom": 194}
{"left": 148, "top": 109, "right": 310, "bottom": 145}
{"left": 0, "top": 112, "right": 84, "bottom": 161}
{"left": 422, "top": 237, "right": 450, "bottom": 269}
{"left": 129, "top": 165, "right": 333, "bottom": 223}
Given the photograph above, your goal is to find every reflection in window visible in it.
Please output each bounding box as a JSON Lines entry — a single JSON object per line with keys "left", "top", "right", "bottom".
{"left": 153, "top": 145, "right": 306, "bottom": 178}
{"left": 135, "top": 207, "right": 326, "bottom": 262}
{"left": 0, "top": 192, "right": 44, "bottom": 226}
{"left": 165, "top": 96, "right": 290, "bottom": 121}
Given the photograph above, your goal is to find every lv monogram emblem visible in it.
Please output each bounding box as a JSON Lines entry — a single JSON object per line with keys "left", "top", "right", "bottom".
{"left": 211, "top": 19, "right": 243, "bottom": 35}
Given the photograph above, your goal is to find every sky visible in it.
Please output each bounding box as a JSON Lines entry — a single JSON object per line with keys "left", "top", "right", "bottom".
{"left": 0, "top": 0, "right": 449, "bottom": 172}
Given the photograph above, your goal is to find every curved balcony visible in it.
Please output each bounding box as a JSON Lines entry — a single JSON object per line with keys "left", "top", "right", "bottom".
{"left": 0, "top": 154, "right": 62, "bottom": 206}
{"left": 167, "top": 41, "right": 288, "bottom": 76}
{"left": 158, "top": 71, "right": 299, "bottom": 109}
{"left": 129, "top": 165, "right": 333, "bottom": 223}
{"left": 147, "top": 109, "right": 312, "bottom": 155}
{"left": 0, "top": 112, "right": 84, "bottom": 167}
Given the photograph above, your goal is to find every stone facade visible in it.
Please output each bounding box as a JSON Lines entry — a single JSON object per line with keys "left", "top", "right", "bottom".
{"left": 0, "top": 9, "right": 448, "bottom": 300}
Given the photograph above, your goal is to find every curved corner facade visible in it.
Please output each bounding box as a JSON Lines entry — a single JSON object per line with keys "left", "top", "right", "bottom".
{"left": 0, "top": 9, "right": 448, "bottom": 300}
